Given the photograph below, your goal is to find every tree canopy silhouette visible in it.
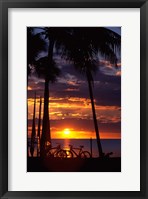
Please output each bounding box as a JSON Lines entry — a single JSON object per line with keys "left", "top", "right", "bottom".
{"left": 57, "top": 27, "right": 121, "bottom": 157}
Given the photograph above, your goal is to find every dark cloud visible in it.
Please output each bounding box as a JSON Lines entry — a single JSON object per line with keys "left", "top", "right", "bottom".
{"left": 28, "top": 56, "right": 121, "bottom": 107}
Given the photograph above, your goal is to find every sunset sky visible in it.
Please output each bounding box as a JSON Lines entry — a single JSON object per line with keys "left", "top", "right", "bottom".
{"left": 27, "top": 27, "right": 121, "bottom": 140}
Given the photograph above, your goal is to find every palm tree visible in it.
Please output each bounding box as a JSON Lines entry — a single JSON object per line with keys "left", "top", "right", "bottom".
{"left": 27, "top": 28, "right": 46, "bottom": 75}
{"left": 30, "top": 92, "right": 36, "bottom": 157}
{"left": 35, "top": 56, "right": 60, "bottom": 157}
{"left": 34, "top": 27, "right": 78, "bottom": 157}
{"left": 27, "top": 28, "right": 46, "bottom": 157}
{"left": 60, "top": 27, "right": 121, "bottom": 157}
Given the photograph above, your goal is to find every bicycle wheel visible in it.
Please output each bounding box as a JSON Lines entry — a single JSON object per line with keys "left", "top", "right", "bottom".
{"left": 80, "top": 151, "right": 91, "bottom": 158}
{"left": 65, "top": 150, "right": 73, "bottom": 158}
{"left": 56, "top": 150, "right": 67, "bottom": 158}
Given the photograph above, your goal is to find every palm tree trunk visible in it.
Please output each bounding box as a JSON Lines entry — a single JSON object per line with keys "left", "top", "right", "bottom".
{"left": 27, "top": 100, "right": 29, "bottom": 157}
{"left": 40, "top": 39, "right": 54, "bottom": 157}
{"left": 37, "top": 97, "right": 42, "bottom": 138}
{"left": 27, "top": 73, "right": 29, "bottom": 157}
{"left": 37, "top": 96, "right": 42, "bottom": 156}
{"left": 40, "top": 78, "right": 50, "bottom": 157}
{"left": 30, "top": 92, "right": 36, "bottom": 157}
{"left": 86, "top": 72, "right": 104, "bottom": 157}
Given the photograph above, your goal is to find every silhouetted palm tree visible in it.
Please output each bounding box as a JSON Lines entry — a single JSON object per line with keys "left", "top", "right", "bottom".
{"left": 30, "top": 92, "right": 36, "bottom": 157}
{"left": 60, "top": 28, "right": 121, "bottom": 157}
{"left": 35, "top": 27, "right": 79, "bottom": 157}
{"left": 27, "top": 27, "right": 46, "bottom": 76}
{"left": 35, "top": 56, "right": 60, "bottom": 157}
{"left": 27, "top": 28, "right": 46, "bottom": 157}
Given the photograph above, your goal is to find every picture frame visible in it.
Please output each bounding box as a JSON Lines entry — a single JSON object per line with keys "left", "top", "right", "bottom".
{"left": 0, "top": 0, "right": 147, "bottom": 198}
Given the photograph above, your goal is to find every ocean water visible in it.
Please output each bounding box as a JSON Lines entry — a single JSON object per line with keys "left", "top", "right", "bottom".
{"left": 28, "top": 138, "right": 121, "bottom": 157}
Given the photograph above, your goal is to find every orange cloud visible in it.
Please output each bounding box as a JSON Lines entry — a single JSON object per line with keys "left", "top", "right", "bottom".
{"left": 27, "top": 96, "right": 121, "bottom": 123}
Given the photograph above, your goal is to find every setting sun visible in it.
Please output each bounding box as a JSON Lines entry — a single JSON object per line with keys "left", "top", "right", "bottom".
{"left": 63, "top": 128, "right": 70, "bottom": 135}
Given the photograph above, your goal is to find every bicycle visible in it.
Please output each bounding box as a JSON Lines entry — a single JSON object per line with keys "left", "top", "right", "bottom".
{"left": 66, "top": 145, "right": 91, "bottom": 158}
{"left": 45, "top": 144, "right": 67, "bottom": 158}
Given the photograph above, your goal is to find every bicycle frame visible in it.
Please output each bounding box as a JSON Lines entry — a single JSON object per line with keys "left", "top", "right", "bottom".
{"left": 69, "top": 145, "right": 83, "bottom": 157}
{"left": 46, "top": 144, "right": 61, "bottom": 157}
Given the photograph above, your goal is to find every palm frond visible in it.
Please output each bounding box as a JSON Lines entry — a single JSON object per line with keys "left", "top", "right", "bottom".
{"left": 27, "top": 27, "right": 46, "bottom": 65}
{"left": 35, "top": 56, "right": 60, "bottom": 82}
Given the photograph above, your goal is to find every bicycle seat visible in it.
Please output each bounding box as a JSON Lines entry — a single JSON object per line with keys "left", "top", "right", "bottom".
{"left": 80, "top": 145, "right": 84, "bottom": 148}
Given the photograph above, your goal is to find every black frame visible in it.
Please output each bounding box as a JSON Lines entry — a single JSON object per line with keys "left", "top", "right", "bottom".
{"left": 0, "top": 0, "right": 147, "bottom": 198}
